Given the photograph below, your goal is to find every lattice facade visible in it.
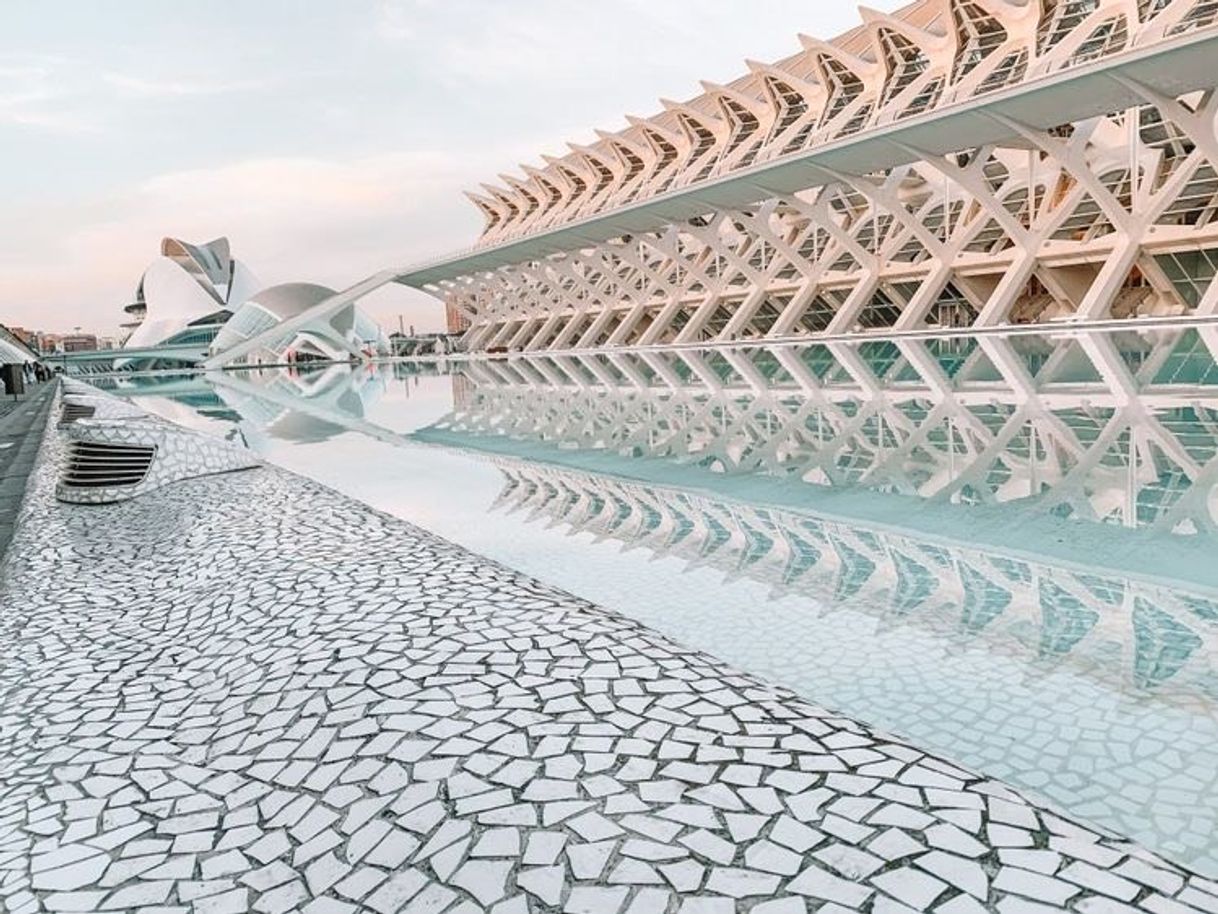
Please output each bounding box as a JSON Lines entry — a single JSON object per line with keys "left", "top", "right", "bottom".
{"left": 427, "top": 0, "right": 1218, "bottom": 352}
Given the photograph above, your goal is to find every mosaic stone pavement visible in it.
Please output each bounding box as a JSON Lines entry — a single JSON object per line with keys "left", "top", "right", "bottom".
{"left": 0, "top": 384, "right": 56, "bottom": 566}
{"left": 3, "top": 401, "right": 1218, "bottom": 912}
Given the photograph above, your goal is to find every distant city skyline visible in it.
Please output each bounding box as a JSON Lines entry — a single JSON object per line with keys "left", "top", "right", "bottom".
{"left": 1, "top": 0, "right": 900, "bottom": 337}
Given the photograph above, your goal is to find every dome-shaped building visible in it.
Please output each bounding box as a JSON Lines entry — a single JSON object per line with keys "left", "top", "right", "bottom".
{"left": 209, "top": 282, "right": 390, "bottom": 366}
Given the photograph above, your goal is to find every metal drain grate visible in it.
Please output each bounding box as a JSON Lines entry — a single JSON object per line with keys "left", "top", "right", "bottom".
{"left": 59, "top": 403, "right": 97, "bottom": 425}
{"left": 61, "top": 441, "right": 156, "bottom": 489}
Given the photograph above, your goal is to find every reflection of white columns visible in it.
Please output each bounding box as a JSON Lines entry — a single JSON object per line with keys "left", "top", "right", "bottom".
{"left": 432, "top": 334, "right": 1218, "bottom": 534}
{"left": 485, "top": 457, "right": 1218, "bottom": 691}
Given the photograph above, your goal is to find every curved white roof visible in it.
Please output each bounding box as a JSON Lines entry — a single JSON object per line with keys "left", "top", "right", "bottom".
{"left": 0, "top": 326, "right": 37, "bottom": 363}
{"left": 123, "top": 236, "right": 261, "bottom": 352}
{"left": 125, "top": 258, "right": 229, "bottom": 350}
{"left": 211, "top": 282, "right": 390, "bottom": 362}
{"left": 162, "top": 236, "right": 231, "bottom": 291}
{"left": 242, "top": 282, "right": 337, "bottom": 321}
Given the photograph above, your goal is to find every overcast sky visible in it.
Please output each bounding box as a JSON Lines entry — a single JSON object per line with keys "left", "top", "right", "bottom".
{"left": 1, "top": 0, "right": 901, "bottom": 336}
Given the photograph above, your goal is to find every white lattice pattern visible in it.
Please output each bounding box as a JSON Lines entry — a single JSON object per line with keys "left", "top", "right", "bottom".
{"left": 432, "top": 334, "right": 1218, "bottom": 537}
{"left": 432, "top": 1, "right": 1218, "bottom": 352}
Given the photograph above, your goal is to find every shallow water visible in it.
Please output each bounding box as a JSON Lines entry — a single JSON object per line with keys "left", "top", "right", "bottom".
{"left": 104, "top": 326, "right": 1218, "bottom": 875}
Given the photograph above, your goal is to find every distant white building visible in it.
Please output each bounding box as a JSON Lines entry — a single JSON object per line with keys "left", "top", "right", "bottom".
{"left": 119, "top": 237, "right": 388, "bottom": 368}
{"left": 123, "top": 237, "right": 261, "bottom": 353}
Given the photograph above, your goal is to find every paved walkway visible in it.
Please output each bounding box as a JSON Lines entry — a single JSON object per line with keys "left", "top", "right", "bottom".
{"left": 1, "top": 388, "right": 1216, "bottom": 913}
{"left": 0, "top": 381, "right": 56, "bottom": 562}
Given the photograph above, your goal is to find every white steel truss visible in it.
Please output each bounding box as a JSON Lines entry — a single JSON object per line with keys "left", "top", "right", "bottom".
{"left": 421, "top": 1, "right": 1218, "bottom": 352}
{"left": 469, "top": 0, "right": 1218, "bottom": 245}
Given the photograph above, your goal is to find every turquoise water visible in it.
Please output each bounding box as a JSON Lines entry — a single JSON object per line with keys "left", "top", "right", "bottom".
{"left": 105, "top": 327, "right": 1218, "bottom": 875}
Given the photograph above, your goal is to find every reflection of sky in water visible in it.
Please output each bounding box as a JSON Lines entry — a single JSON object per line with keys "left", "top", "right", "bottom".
{"left": 107, "top": 331, "right": 1218, "bottom": 876}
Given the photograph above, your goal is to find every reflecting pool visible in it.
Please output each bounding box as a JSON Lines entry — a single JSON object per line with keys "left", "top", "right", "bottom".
{"left": 102, "top": 326, "right": 1218, "bottom": 876}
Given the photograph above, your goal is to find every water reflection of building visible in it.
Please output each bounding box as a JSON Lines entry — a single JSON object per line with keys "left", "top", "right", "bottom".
{"left": 414, "top": 331, "right": 1218, "bottom": 692}
{"left": 98, "top": 365, "right": 390, "bottom": 448}
{"left": 209, "top": 365, "right": 389, "bottom": 445}
{"left": 429, "top": 331, "right": 1218, "bottom": 537}
{"left": 108, "top": 337, "right": 1218, "bottom": 696}
{"left": 490, "top": 460, "right": 1217, "bottom": 694}
{"left": 104, "top": 343, "right": 1218, "bottom": 873}
{"left": 91, "top": 373, "right": 242, "bottom": 423}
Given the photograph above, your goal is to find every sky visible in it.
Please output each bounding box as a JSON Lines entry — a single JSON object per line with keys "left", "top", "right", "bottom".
{"left": 1, "top": 0, "right": 902, "bottom": 337}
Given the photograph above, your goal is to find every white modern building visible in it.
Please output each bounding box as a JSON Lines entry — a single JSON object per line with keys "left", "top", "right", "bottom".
{"left": 0, "top": 325, "right": 39, "bottom": 365}
{"left": 209, "top": 283, "right": 390, "bottom": 366}
{"left": 116, "top": 237, "right": 389, "bottom": 370}
{"left": 390, "top": 0, "right": 1218, "bottom": 353}
{"left": 122, "top": 236, "right": 261, "bottom": 354}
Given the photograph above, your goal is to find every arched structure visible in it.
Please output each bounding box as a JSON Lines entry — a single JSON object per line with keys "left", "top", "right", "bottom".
{"left": 209, "top": 282, "right": 390, "bottom": 366}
